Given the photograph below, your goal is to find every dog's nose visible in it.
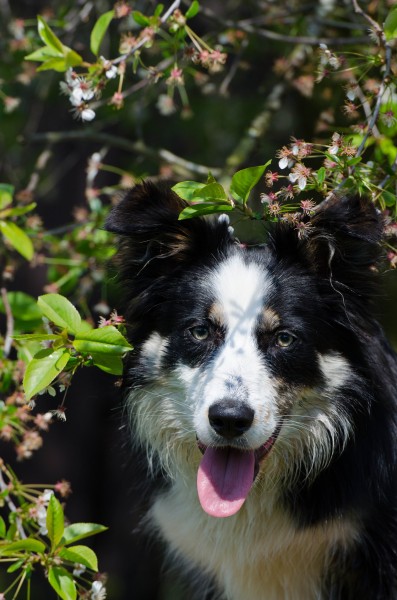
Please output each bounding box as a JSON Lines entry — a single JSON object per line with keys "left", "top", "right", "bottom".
{"left": 208, "top": 401, "right": 254, "bottom": 439}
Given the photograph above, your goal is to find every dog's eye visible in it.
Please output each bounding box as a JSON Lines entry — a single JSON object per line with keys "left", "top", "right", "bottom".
{"left": 275, "top": 331, "right": 296, "bottom": 348}
{"left": 190, "top": 325, "right": 210, "bottom": 341}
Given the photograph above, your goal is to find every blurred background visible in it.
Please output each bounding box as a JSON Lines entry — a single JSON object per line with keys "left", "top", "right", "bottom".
{"left": 1, "top": 0, "right": 397, "bottom": 598}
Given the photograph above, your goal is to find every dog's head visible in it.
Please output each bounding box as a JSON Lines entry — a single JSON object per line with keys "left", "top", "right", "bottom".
{"left": 106, "top": 183, "right": 383, "bottom": 517}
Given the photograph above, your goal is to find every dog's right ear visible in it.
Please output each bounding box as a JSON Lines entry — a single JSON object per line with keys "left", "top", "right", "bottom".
{"left": 105, "top": 181, "right": 234, "bottom": 286}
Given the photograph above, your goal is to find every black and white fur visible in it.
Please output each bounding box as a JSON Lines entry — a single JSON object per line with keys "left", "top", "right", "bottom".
{"left": 106, "top": 183, "right": 397, "bottom": 600}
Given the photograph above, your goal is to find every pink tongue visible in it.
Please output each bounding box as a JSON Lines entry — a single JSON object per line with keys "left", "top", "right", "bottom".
{"left": 197, "top": 447, "right": 255, "bottom": 518}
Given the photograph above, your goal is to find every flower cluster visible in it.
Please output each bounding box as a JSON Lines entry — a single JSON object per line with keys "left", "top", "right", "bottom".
{"left": 0, "top": 358, "right": 55, "bottom": 460}
{"left": 0, "top": 461, "right": 104, "bottom": 599}
{"left": 60, "top": 69, "right": 97, "bottom": 122}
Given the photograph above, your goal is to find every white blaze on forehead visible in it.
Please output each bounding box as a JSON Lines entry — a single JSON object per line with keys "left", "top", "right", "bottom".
{"left": 193, "top": 253, "right": 277, "bottom": 447}
{"left": 210, "top": 254, "right": 271, "bottom": 329}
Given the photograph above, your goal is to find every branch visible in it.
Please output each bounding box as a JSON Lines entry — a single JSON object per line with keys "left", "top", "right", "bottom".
{"left": 26, "top": 130, "right": 221, "bottom": 177}
{"left": 351, "top": 0, "right": 383, "bottom": 35}
{"left": 113, "top": 0, "right": 181, "bottom": 66}
{"left": 1, "top": 287, "right": 14, "bottom": 358}
{"left": 223, "top": 83, "right": 286, "bottom": 174}
{"left": 0, "top": 466, "right": 26, "bottom": 540}
{"left": 355, "top": 47, "right": 392, "bottom": 157}
{"left": 193, "top": 3, "right": 371, "bottom": 46}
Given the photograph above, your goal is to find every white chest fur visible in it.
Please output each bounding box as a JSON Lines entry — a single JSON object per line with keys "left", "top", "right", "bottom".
{"left": 150, "top": 479, "right": 359, "bottom": 600}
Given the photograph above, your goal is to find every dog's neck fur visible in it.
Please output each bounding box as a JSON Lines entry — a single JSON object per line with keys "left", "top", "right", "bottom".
{"left": 150, "top": 477, "right": 359, "bottom": 600}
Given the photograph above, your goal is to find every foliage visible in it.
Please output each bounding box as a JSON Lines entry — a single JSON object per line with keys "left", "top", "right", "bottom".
{"left": 1, "top": 0, "right": 397, "bottom": 597}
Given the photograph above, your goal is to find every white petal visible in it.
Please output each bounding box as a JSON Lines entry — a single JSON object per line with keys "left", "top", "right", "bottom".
{"left": 289, "top": 172, "right": 299, "bottom": 183}
{"left": 278, "top": 156, "right": 289, "bottom": 169}
{"left": 298, "top": 176, "right": 307, "bottom": 190}
{"left": 346, "top": 89, "right": 356, "bottom": 101}
{"left": 82, "top": 89, "right": 95, "bottom": 101}
{"left": 105, "top": 66, "right": 118, "bottom": 79}
{"left": 81, "top": 108, "right": 96, "bottom": 122}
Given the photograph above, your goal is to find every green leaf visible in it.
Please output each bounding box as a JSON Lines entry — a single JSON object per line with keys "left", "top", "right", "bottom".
{"left": 62, "top": 523, "right": 108, "bottom": 546}
{"left": 316, "top": 167, "right": 326, "bottom": 185}
{"left": 384, "top": 7, "right": 397, "bottom": 41}
{"left": 154, "top": 4, "right": 164, "bottom": 17}
{"left": 346, "top": 156, "right": 362, "bottom": 167}
{"left": 192, "top": 182, "right": 229, "bottom": 202}
{"left": 47, "top": 495, "right": 65, "bottom": 550}
{"left": 381, "top": 190, "right": 396, "bottom": 207}
{"left": 48, "top": 567, "right": 76, "bottom": 600}
{"left": 7, "top": 559, "right": 24, "bottom": 573}
{"left": 132, "top": 11, "right": 150, "bottom": 26}
{"left": 63, "top": 48, "right": 83, "bottom": 69}
{"left": 13, "top": 333, "right": 63, "bottom": 342}
{"left": 90, "top": 10, "right": 115, "bottom": 56}
{"left": 73, "top": 325, "right": 132, "bottom": 356}
{"left": 172, "top": 181, "right": 206, "bottom": 201}
{"left": 0, "top": 539, "right": 46, "bottom": 554}
{"left": 23, "top": 347, "right": 71, "bottom": 400}
{"left": 0, "top": 516, "right": 5, "bottom": 538}
{"left": 0, "top": 292, "right": 42, "bottom": 324}
{"left": 38, "top": 293, "right": 82, "bottom": 333}
{"left": 0, "top": 221, "right": 34, "bottom": 260}
{"left": 90, "top": 353, "right": 124, "bottom": 375}
{"left": 36, "top": 57, "right": 68, "bottom": 72}
{"left": 37, "top": 16, "right": 65, "bottom": 53}
{"left": 25, "top": 46, "right": 62, "bottom": 62}
{"left": 186, "top": 0, "right": 200, "bottom": 19}
{"left": 178, "top": 204, "right": 233, "bottom": 220}
{"left": 7, "top": 202, "right": 37, "bottom": 217}
{"left": 230, "top": 162, "right": 271, "bottom": 204}
{"left": 0, "top": 184, "right": 14, "bottom": 210}
{"left": 59, "top": 545, "right": 98, "bottom": 571}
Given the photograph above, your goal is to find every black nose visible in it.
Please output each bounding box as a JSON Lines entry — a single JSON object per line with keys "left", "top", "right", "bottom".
{"left": 208, "top": 400, "right": 254, "bottom": 439}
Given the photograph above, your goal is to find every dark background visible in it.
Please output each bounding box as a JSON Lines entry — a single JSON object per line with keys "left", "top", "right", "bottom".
{"left": 1, "top": 1, "right": 396, "bottom": 598}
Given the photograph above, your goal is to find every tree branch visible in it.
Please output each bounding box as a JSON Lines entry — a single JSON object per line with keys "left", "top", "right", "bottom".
{"left": 0, "top": 466, "right": 26, "bottom": 540}
{"left": 1, "top": 287, "right": 14, "bottom": 358}
{"left": 26, "top": 130, "right": 221, "bottom": 177}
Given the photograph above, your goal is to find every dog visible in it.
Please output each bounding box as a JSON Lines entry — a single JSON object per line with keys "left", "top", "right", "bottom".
{"left": 106, "top": 182, "right": 397, "bottom": 600}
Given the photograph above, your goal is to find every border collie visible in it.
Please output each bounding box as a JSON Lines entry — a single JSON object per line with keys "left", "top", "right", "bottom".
{"left": 106, "top": 183, "right": 397, "bottom": 600}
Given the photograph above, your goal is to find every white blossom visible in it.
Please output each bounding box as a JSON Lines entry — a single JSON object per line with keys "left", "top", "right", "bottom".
{"left": 80, "top": 108, "right": 96, "bottom": 122}
{"left": 91, "top": 581, "right": 107, "bottom": 600}
{"left": 278, "top": 156, "right": 289, "bottom": 169}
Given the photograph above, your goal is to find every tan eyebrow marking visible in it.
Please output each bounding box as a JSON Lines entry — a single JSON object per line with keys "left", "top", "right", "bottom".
{"left": 208, "top": 302, "right": 225, "bottom": 326}
{"left": 262, "top": 307, "right": 281, "bottom": 331}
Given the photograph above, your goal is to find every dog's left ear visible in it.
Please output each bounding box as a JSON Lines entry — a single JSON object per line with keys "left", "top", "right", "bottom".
{"left": 270, "top": 194, "right": 384, "bottom": 301}
{"left": 105, "top": 180, "right": 234, "bottom": 282}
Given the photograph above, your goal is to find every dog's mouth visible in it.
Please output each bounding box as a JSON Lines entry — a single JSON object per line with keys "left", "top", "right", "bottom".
{"left": 196, "top": 423, "right": 282, "bottom": 519}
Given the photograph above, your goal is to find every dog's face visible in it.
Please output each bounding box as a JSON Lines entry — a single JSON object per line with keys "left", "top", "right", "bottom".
{"left": 106, "top": 183, "right": 382, "bottom": 518}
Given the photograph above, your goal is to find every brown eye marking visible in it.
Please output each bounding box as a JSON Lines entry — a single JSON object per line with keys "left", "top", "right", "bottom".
{"left": 208, "top": 302, "right": 225, "bottom": 328}
{"left": 262, "top": 308, "right": 281, "bottom": 331}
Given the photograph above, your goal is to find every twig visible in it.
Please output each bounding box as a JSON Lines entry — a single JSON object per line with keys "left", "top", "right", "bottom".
{"left": 0, "top": 468, "right": 26, "bottom": 540}
{"left": 219, "top": 38, "right": 248, "bottom": 97}
{"left": 113, "top": 0, "right": 181, "bottom": 66}
{"left": 91, "top": 57, "right": 174, "bottom": 110}
{"left": 238, "top": 26, "right": 370, "bottom": 47}
{"left": 26, "top": 130, "right": 221, "bottom": 177}
{"left": 353, "top": 81, "right": 380, "bottom": 139}
{"left": 223, "top": 83, "right": 286, "bottom": 174}
{"left": 379, "top": 155, "right": 397, "bottom": 190}
{"left": 1, "top": 287, "right": 14, "bottom": 358}
{"left": 355, "top": 46, "right": 392, "bottom": 157}
{"left": 194, "top": 3, "right": 371, "bottom": 46}
{"left": 351, "top": 0, "right": 382, "bottom": 34}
